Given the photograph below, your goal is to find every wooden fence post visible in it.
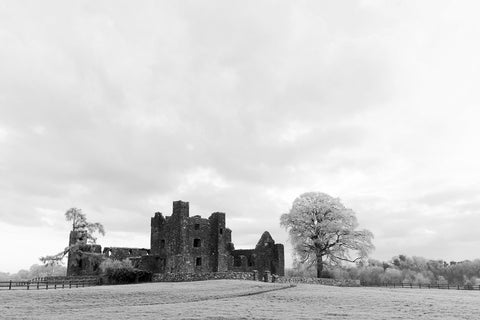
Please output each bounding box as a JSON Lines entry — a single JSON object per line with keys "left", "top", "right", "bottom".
{"left": 69, "top": 280, "right": 72, "bottom": 289}
{"left": 37, "top": 281, "right": 39, "bottom": 290}
{"left": 46, "top": 281, "right": 48, "bottom": 290}
{"left": 9, "top": 280, "right": 12, "bottom": 290}
{"left": 27, "top": 282, "right": 30, "bottom": 290}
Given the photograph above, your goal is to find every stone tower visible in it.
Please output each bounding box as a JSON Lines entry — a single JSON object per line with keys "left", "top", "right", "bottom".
{"left": 150, "top": 200, "right": 233, "bottom": 273}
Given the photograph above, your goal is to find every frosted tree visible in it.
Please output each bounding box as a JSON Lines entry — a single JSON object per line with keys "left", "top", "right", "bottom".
{"left": 281, "top": 192, "right": 374, "bottom": 278}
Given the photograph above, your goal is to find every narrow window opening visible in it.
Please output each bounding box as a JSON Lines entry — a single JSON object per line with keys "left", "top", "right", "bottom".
{"left": 160, "top": 239, "right": 165, "bottom": 249}
{"left": 196, "top": 257, "right": 202, "bottom": 266}
{"left": 193, "top": 238, "right": 201, "bottom": 247}
{"left": 194, "top": 223, "right": 200, "bottom": 230}
{"left": 219, "top": 228, "right": 223, "bottom": 235}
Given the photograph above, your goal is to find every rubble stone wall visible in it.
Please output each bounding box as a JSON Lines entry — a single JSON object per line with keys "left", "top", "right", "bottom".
{"left": 274, "top": 276, "right": 361, "bottom": 287}
{"left": 152, "top": 271, "right": 255, "bottom": 282}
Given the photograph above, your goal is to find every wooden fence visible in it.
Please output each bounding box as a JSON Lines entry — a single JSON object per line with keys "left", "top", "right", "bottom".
{"left": 0, "top": 278, "right": 99, "bottom": 290}
{"left": 362, "top": 282, "right": 480, "bottom": 290}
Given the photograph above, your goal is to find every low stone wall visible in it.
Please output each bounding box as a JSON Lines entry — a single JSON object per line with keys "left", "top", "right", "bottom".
{"left": 153, "top": 271, "right": 255, "bottom": 282}
{"left": 274, "top": 276, "right": 361, "bottom": 287}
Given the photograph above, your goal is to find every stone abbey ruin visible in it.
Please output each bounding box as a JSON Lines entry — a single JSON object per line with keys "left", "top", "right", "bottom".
{"left": 67, "top": 200, "right": 284, "bottom": 277}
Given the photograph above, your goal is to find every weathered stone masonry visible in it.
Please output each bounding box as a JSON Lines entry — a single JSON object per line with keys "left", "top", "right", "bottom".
{"left": 67, "top": 200, "right": 284, "bottom": 277}
{"left": 66, "top": 230, "right": 102, "bottom": 276}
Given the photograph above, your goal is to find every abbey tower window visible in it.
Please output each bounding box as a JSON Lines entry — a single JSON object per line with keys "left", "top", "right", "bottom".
{"left": 193, "top": 238, "right": 201, "bottom": 247}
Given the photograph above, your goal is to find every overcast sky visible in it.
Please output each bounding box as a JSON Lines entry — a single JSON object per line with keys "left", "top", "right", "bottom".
{"left": 1, "top": 1, "right": 480, "bottom": 273}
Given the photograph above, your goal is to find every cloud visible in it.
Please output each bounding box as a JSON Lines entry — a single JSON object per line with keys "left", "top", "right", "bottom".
{"left": 1, "top": 0, "right": 480, "bottom": 273}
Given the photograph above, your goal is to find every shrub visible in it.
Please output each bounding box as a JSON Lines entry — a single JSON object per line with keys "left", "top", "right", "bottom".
{"left": 100, "top": 258, "right": 152, "bottom": 284}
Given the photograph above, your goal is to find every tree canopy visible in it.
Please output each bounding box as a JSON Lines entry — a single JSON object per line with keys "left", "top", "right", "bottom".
{"left": 281, "top": 192, "right": 374, "bottom": 278}
{"left": 65, "top": 207, "right": 105, "bottom": 244}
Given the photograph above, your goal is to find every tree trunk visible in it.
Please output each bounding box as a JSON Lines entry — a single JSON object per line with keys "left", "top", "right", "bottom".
{"left": 316, "top": 253, "right": 323, "bottom": 278}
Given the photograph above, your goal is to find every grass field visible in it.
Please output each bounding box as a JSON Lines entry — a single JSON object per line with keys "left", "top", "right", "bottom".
{"left": 1, "top": 280, "right": 478, "bottom": 319}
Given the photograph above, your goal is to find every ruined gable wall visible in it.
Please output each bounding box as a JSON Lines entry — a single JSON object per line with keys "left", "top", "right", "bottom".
{"left": 229, "top": 232, "right": 285, "bottom": 276}
{"left": 254, "top": 242, "right": 281, "bottom": 276}
{"left": 103, "top": 247, "right": 150, "bottom": 260}
{"left": 253, "top": 232, "right": 285, "bottom": 276}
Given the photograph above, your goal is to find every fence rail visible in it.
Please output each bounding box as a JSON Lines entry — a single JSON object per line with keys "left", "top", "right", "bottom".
{"left": 0, "top": 279, "right": 98, "bottom": 290}
{"left": 362, "top": 282, "right": 480, "bottom": 290}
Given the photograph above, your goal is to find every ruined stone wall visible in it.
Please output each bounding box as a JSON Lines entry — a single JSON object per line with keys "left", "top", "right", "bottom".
{"left": 208, "top": 212, "right": 230, "bottom": 272}
{"left": 67, "top": 244, "right": 102, "bottom": 276}
{"left": 66, "top": 200, "right": 285, "bottom": 277}
{"left": 187, "top": 214, "right": 214, "bottom": 273}
{"left": 131, "top": 256, "right": 162, "bottom": 273}
{"left": 152, "top": 271, "right": 255, "bottom": 282}
{"left": 67, "top": 230, "right": 103, "bottom": 276}
{"left": 274, "top": 277, "right": 361, "bottom": 287}
{"left": 275, "top": 244, "right": 285, "bottom": 276}
{"left": 103, "top": 247, "right": 150, "bottom": 260}
{"left": 230, "top": 249, "right": 255, "bottom": 272}
{"left": 230, "top": 232, "right": 285, "bottom": 276}
{"left": 150, "top": 202, "right": 188, "bottom": 273}
{"left": 150, "top": 201, "right": 234, "bottom": 274}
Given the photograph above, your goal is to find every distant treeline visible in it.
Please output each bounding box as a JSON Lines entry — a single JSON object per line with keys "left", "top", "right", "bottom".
{"left": 4, "top": 254, "right": 480, "bottom": 286}
{"left": 0, "top": 264, "right": 67, "bottom": 281}
{"left": 287, "top": 255, "right": 480, "bottom": 286}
